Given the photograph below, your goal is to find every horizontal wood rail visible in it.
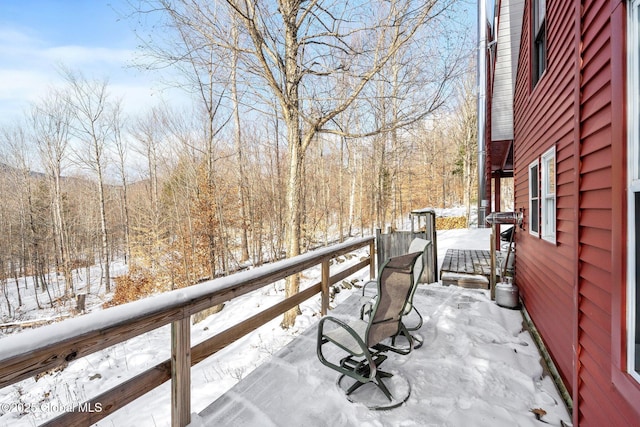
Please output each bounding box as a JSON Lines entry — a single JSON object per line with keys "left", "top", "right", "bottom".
{"left": 0, "top": 236, "right": 375, "bottom": 427}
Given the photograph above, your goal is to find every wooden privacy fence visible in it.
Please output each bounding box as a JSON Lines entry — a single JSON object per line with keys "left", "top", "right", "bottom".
{"left": 0, "top": 237, "right": 375, "bottom": 427}
{"left": 376, "top": 232, "right": 437, "bottom": 284}
{"left": 375, "top": 208, "right": 438, "bottom": 285}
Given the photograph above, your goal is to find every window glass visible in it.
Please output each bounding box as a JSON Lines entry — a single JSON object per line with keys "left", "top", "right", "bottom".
{"left": 529, "top": 163, "right": 539, "bottom": 235}
{"left": 532, "top": 0, "right": 547, "bottom": 86}
{"left": 533, "top": 0, "right": 546, "bottom": 32}
{"left": 531, "top": 199, "right": 539, "bottom": 233}
{"left": 547, "top": 158, "right": 555, "bottom": 194}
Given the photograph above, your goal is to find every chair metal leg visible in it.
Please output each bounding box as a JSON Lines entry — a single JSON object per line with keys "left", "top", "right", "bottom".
{"left": 345, "top": 376, "right": 367, "bottom": 395}
{"left": 404, "top": 306, "right": 423, "bottom": 332}
{"left": 411, "top": 334, "right": 423, "bottom": 349}
{"left": 337, "top": 352, "right": 395, "bottom": 400}
{"left": 339, "top": 369, "right": 395, "bottom": 402}
{"left": 374, "top": 375, "right": 393, "bottom": 401}
{"left": 338, "top": 369, "right": 410, "bottom": 410}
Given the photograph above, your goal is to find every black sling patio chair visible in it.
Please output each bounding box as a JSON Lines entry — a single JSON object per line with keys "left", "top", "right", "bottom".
{"left": 361, "top": 238, "right": 430, "bottom": 347}
{"left": 316, "top": 251, "right": 423, "bottom": 409}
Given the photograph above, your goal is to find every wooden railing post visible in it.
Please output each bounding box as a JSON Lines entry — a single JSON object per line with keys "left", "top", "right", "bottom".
{"left": 321, "top": 260, "right": 330, "bottom": 316}
{"left": 171, "top": 318, "right": 191, "bottom": 427}
{"left": 369, "top": 239, "right": 376, "bottom": 279}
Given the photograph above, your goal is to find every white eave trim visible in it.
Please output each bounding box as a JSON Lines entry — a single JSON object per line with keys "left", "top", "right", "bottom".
{"left": 491, "top": 0, "right": 525, "bottom": 142}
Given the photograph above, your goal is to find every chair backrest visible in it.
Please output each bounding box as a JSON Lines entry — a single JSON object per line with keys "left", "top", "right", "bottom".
{"left": 366, "top": 251, "right": 422, "bottom": 347}
{"left": 407, "top": 238, "right": 430, "bottom": 288}
{"left": 404, "top": 238, "right": 430, "bottom": 314}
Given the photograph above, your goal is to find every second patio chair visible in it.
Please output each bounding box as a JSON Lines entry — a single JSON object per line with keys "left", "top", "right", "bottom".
{"left": 361, "top": 238, "right": 430, "bottom": 347}
{"left": 316, "top": 251, "right": 423, "bottom": 409}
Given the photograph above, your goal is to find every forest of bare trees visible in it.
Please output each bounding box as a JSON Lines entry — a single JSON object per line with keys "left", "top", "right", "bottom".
{"left": 0, "top": 0, "right": 477, "bottom": 325}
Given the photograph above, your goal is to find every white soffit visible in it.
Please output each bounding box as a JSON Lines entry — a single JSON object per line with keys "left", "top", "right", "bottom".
{"left": 491, "top": 0, "right": 525, "bottom": 142}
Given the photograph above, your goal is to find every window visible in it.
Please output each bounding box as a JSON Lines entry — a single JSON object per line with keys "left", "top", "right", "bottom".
{"left": 529, "top": 147, "right": 556, "bottom": 241}
{"left": 627, "top": 0, "right": 640, "bottom": 383}
{"left": 532, "top": 0, "right": 546, "bottom": 87}
{"left": 529, "top": 161, "right": 539, "bottom": 235}
{"left": 541, "top": 147, "right": 556, "bottom": 242}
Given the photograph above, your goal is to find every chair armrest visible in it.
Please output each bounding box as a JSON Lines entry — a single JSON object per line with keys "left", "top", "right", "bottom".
{"left": 360, "top": 301, "right": 373, "bottom": 320}
{"left": 317, "top": 316, "right": 377, "bottom": 383}
{"left": 361, "top": 279, "right": 377, "bottom": 296}
{"left": 318, "top": 316, "right": 368, "bottom": 355}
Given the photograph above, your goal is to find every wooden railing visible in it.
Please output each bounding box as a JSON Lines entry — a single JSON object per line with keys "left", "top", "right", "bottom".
{"left": 0, "top": 237, "right": 376, "bottom": 427}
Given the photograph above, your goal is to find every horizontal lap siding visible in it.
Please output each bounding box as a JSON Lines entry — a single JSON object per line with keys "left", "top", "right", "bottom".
{"left": 513, "top": 0, "right": 576, "bottom": 391}
{"left": 578, "top": 358, "right": 621, "bottom": 427}
{"left": 556, "top": 133, "right": 576, "bottom": 250}
{"left": 578, "top": 2, "right": 613, "bottom": 424}
{"left": 577, "top": 1, "right": 636, "bottom": 425}
{"left": 512, "top": 1, "right": 639, "bottom": 424}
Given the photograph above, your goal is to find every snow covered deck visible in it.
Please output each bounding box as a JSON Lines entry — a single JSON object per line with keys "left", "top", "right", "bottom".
{"left": 194, "top": 284, "right": 571, "bottom": 426}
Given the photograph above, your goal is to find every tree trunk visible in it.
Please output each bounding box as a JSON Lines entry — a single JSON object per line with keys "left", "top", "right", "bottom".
{"left": 338, "top": 137, "right": 345, "bottom": 242}
{"left": 96, "top": 170, "right": 111, "bottom": 293}
{"left": 115, "top": 122, "right": 132, "bottom": 266}
{"left": 348, "top": 147, "right": 357, "bottom": 237}
{"left": 281, "top": 123, "right": 304, "bottom": 328}
{"left": 281, "top": 3, "right": 305, "bottom": 328}
{"left": 52, "top": 172, "right": 73, "bottom": 296}
{"left": 149, "top": 133, "right": 160, "bottom": 270}
{"left": 464, "top": 127, "right": 473, "bottom": 223}
{"left": 1, "top": 258, "right": 11, "bottom": 317}
{"left": 231, "top": 24, "right": 251, "bottom": 263}
{"left": 12, "top": 262, "right": 22, "bottom": 307}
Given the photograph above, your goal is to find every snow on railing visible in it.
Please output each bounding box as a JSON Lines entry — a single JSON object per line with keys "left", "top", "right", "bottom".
{"left": 0, "top": 236, "right": 375, "bottom": 427}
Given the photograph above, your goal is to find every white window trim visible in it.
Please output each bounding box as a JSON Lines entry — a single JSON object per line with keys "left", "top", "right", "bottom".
{"left": 627, "top": 0, "right": 640, "bottom": 383}
{"left": 529, "top": 160, "right": 540, "bottom": 236}
{"left": 541, "top": 146, "right": 556, "bottom": 243}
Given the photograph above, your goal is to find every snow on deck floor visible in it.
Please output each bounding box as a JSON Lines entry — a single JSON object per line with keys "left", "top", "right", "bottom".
{"left": 193, "top": 284, "right": 571, "bottom": 427}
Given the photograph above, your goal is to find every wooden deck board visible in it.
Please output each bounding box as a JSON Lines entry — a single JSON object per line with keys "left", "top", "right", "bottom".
{"left": 440, "top": 249, "right": 494, "bottom": 289}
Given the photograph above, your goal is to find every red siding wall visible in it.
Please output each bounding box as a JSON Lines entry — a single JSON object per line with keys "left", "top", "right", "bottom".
{"left": 513, "top": 1, "right": 640, "bottom": 425}
{"left": 513, "top": 0, "right": 577, "bottom": 392}
{"left": 578, "top": 2, "right": 615, "bottom": 425}
{"left": 577, "top": 1, "right": 639, "bottom": 425}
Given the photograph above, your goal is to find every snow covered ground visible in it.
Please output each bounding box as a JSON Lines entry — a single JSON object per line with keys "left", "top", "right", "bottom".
{"left": 0, "top": 221, "right": 571, "bottom": 426}
{"left": 194, "top": 284, "right": 571, "bottom": 427}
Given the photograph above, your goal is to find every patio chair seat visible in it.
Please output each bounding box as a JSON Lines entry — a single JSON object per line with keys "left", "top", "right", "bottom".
{"left": 323, "top": 319, "right": 368, "bottom": 356}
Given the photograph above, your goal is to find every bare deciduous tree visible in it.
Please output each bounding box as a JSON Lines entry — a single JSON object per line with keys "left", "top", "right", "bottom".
{"left": 452, "top": 70, "right": 478, "bottom": 224}
{"left": 63, "top": 70, "right": 116, "bottom": 293}
{"left": 112, "top": 104, "right": 132, "bottom": 265}
{"left": 222, "top": 0, "right": 463, "bottom": 327}
{"left": 31, "top": 90, "right": 74, "bottom": 295}
{"left": 128, "top": 0, "right": 468, "bottom": 326}
{"left": 1, "top": 125, "right": 51, "bottom": 308}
